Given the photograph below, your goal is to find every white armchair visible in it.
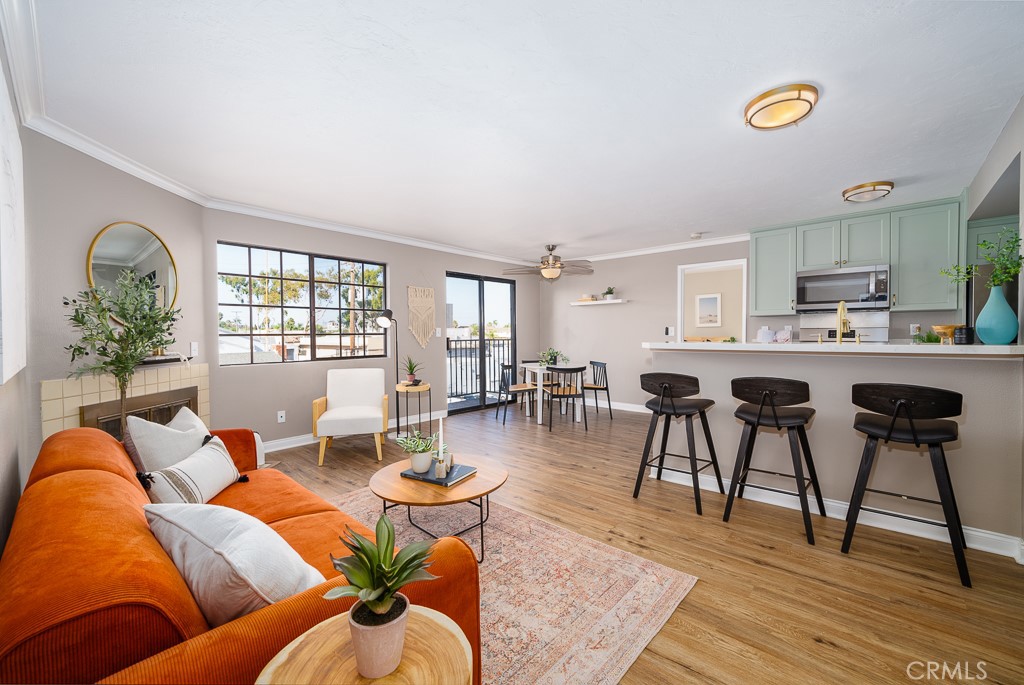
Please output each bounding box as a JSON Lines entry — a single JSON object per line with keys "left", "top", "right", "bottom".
{"left": 312, "top": 368, "right": 389, "bottom": 466}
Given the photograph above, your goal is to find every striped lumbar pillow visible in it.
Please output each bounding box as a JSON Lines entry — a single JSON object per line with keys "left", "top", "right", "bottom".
{"left": 146, "top": 437, "right": 240, "bottom": 504}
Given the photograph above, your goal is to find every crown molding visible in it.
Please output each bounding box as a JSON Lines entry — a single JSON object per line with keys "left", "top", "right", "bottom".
{"left": 0, "top": 0, "right": 43, "bottom": 122}
{"left": 581, "top": 233, "right": 750, "bottom": 262}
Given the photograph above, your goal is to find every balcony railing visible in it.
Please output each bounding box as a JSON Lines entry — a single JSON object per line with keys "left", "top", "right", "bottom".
{"left": 446, "top": 337, "right": 513, "bottom": 400}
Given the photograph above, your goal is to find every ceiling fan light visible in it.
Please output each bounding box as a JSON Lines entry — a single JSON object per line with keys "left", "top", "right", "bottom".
{"left": 744, "top": 84, "right": 818, "bottom": 130}
{"left": 842, "top": 181, "right": 894, "bottom": 203}
{"left": 540, "top": 267, "right": 562, "bottom": 280}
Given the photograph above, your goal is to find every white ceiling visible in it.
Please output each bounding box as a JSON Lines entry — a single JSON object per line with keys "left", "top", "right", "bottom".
{"left": 5, "top": 0, "right": 1024, "bottom": 262}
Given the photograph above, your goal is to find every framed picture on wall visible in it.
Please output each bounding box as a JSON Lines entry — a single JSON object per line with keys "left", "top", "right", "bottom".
{"left": 695, "top": 293, "right": 721, "bottom": 328}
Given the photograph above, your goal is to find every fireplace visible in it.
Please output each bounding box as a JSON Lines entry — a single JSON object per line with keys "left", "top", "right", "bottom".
{"left": 79, "top": 387, "right": 199, "bottom": 441}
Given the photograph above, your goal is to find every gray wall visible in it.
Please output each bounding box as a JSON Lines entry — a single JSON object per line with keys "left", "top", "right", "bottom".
{"left": 0, "top": 372, "right": 25, "bottom": 553}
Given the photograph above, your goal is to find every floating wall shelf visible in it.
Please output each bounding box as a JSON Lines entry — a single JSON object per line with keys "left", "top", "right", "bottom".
{"left": 569, "top": 299, "right": 628, "bottom": 307}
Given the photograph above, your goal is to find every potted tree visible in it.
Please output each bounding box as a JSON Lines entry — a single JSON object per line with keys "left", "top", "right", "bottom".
{"left": 395, "top": 429, "right": 437, "bottom": 473}
{"left": 324, "top": 514, "right": 438, "bottom": 678}
{"left": 63, "top": 270, "right": 180, "bottom": 438}
{"left": 403, "top": 355, "right": 422, "bottom": 384}
{"left": 942, "top": 226, "right": 1023, "bottom": 344}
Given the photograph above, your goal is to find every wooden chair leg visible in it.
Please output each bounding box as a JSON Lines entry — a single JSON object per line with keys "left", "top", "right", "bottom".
{"left": 929, "top": 444, "right": 972, "bottom": 587}
{"left": 605, "top": 388, "right": 613, "bottom": 419}
{"left": 374, "top": 433, "right": 384, "bottom": 462}
{"left": 327, "top": 437, "right": 333, "bottom": 448}
{"left": 699, "top": 409, "right": 724, "bottom": 494}
{"left": 787, "top": 428, "right": 815, "bottom": 545}
{"left": 797, "top": 426, "right": 826, "bottom": 517}
{"left": 317, "top": 437, "right": 329, "bottom": 466}
{"left": 723, "top": 422, "right": 753, "bottom": 522}
{"left": 656, "top": 415, "right": 671, "bottom": 480}
{"left": 685, "top": 414, "right": 702, "bottom": 515}
{"left": 841, "top": 436, "right": 878, "bottom": 553}
{"left": 634, "top": 413, "right": 661, "bottom": 498}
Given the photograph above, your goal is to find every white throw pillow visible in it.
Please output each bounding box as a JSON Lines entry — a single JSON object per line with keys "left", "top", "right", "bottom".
{"left": 124, "top": 406, "right": 211, "bottom": 472}
{"left": 146, "top": 437, "right": 240, "bottom": 504}
{"left": 144, "top": 503, "right": 326, "bottom": 627}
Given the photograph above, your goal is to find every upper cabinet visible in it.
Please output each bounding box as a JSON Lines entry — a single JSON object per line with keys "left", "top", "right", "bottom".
{"left": 796, "top": 214, "right": 889, "bottom": 271}
{"left": 750, "top": 227, "right": 796, "bottom": 316}
{"left": 966, "top": 215, "right": 1020, "bottom": 266}
{"left": 890, "top": 203, "right": 959, "bottom": 311}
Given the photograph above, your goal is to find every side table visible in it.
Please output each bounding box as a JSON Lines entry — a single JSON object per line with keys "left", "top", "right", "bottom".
{"left": 256, "top": 604, "right": 471, "bottom": 684}
{"left": 395, "top": 382, "right": 432, "bottom": 437}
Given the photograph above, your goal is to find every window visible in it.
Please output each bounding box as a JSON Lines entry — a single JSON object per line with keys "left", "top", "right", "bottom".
{"left": 217, "top": 242, "right": 387, "bottom": 366}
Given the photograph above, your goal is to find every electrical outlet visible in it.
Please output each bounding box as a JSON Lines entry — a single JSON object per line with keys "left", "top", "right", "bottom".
{"left": 665, "top": 326, "right": 675, "bottom": 336}
{"left": 190, "top": 341, "right": 199, "bottom": 357}
{"left": 277, "top": 410, "right": 286, "bottom": 423}
{"left": 436, "top": 327, "right": 442, "bottom": 337}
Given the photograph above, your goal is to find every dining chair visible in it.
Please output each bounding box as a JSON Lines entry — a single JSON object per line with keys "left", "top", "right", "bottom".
{"left": 519, "top": 359, "right": 555, "bottom": 410}
{"left": 583, "top": 361, "right": 612, "bottom": 418}
{"left": 542, "top": 366, "right": 588, "bottom": 432}
{"left": 495, "top": 364, "right": 534, "bottom": 425}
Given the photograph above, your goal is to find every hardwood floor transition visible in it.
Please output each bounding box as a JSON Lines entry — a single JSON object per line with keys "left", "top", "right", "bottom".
{"left": 269, "top": 406, "right": 1024, "bottom": 684}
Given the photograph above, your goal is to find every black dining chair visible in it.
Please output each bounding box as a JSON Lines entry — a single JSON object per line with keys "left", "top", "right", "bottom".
{"left": 842, "top": 383, "right": 970, "bottom": 587}
{"left": 583, "top": 361, "right": 613, "bottom": 419}
{"left": 494, "top": 364, "right": 534, "bottom": 425}
{"left": 542, "top": 366, "right": 588, "bottom": 432}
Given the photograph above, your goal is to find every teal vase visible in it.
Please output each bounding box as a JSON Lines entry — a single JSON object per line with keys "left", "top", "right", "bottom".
{"left": 975, "top": 285, "right": 1018, "bottom": 345}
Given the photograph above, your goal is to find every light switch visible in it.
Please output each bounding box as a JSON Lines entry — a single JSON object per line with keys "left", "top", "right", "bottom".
{"left": 436, "top": 328, "right": 443, "bottom": 337}
{"left": 190, "top": 342, "right": 199, "bottom": 357}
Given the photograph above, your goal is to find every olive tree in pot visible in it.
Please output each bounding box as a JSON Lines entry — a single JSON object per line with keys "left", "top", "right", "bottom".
{"left": 324, "top": 514, "right": 438, "bottom": 678}
{"left": 63, "top": 269, "right": 180, "bottom": 439}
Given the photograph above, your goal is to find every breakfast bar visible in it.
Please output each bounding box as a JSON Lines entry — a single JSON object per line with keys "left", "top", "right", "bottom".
{"left": 641, "top": 341, "right": 1024, "bottom": 557}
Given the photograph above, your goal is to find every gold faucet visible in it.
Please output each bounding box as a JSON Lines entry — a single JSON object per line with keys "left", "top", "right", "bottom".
{"left": 836, "top": 300, "right": 851, "bottom": 344}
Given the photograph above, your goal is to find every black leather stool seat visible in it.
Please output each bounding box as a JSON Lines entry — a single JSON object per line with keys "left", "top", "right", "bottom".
{"left": 853, "top": 413, "right": 958, "bottom": 444}
{"left": 646, "top": 396, "right": 714, "bottom": 416}
{"left": 735, "top": 403, "right": 814, "bottom": 427}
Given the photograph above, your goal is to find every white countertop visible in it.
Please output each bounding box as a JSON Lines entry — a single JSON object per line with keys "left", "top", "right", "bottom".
{"left": 642, "top": 341, "right": 1024, "bottom": 358}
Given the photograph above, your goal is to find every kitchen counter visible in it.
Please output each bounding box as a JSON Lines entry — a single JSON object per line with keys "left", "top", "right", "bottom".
{"left": 642, "top": 341, "right": 1024, "bottom": 358}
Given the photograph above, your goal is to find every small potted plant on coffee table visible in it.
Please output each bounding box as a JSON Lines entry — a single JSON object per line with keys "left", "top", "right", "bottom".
{"left": 403, "top": 355, "right": 422, "bottom": 384}
{"left": 324, "top": 514, "right": 438, "bottom": 678}
{"left": 395, "top": 430, "right": 437, "bottom": 473}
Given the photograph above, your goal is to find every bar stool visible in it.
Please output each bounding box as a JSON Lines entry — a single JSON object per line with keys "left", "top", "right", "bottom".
{"left": 722, "top": 377, "right": 826, "bottom": 544}
{"left": 841, "top": 383, "right": 970, "bottom": 587}
{"left": 633, "top": 373, "right": 724, "bottom": 515}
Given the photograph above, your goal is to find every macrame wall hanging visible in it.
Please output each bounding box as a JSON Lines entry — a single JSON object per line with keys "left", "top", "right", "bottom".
{"left": 407, "top": 286, "right": 435, "bottom": 349}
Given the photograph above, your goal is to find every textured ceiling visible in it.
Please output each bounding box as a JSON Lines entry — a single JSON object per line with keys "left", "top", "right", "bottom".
{"left": 9, "top": 0, "right": 1024, "bottom": 260}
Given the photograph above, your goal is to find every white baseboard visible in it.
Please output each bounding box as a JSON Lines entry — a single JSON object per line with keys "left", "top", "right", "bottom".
{"left": 651, "top": 467, "right": 1024, "bottom": 563}
{"left": 609, "top": 401, "right": 648, "bottom": 414}
{"left": 263, "top": 411, "right": 451, "bottom": 453}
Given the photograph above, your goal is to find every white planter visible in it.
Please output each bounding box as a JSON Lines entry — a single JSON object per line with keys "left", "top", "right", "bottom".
{"left": 348, "top": 593, "right": 409, "bottom": 678}
{"left": 409, "top": 452, "right": 432, "bottom": 473}
{"left": 604, "top": 294, "right": 615, "bottom": 300}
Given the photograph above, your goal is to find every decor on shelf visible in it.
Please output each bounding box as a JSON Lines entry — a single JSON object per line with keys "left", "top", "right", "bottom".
{"left": 538, "top": 347, "right": 569, "bottom": 366}
{"left": 842, "top": 181, "right": 894, "bottom": 203}
{"left": 64, "top": 269, "right": 180, "bottom": 438}
{"left": 502, "top": 245, "right": 594, "bottom": 281}
{"left": 395, "top": 429, "right": 437, "bottom": 474}
{"left": 403, "top": 355, "right": 422, "bottom": 383}
{"left": 941, "top": 226, "right": 1022, "bottom": 345}
{"left": 407, "top": 286, "right": 434, "bottom": 349}
{"left": 602, "top": 286, "right": 615, "bottom": 300}
{"left": 324, "top": 514, "right": 437, "bottom": 679}
{"left": 433, "top": 417, "right": 452, "bottom": 478}
{"left": 744, "top": 83, "right": 818, "bottom": 129}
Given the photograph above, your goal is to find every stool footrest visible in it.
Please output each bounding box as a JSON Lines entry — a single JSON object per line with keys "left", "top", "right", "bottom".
{"left": 739, "top": 482, "right": 810, "bottom": 499}
{"left": 858, "top": 506, "right": 949, "bottom": 528}
{"left": 864, "top": 487, "right": 941, "bottom": 507}
{"left": 643, "top": 452, "right": 715, "bottom": 469}
{"left": 743, "top": 467, "right": 814, "bottom": 490}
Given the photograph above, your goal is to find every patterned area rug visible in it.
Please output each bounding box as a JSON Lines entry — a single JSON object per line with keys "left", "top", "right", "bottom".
{"left": 332, "top": 488, "right": 698, "bottom": 685}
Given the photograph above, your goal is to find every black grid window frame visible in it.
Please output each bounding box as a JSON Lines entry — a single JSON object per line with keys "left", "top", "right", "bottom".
{"left": 216, "top": 241, "right": 388, "bottom": 366}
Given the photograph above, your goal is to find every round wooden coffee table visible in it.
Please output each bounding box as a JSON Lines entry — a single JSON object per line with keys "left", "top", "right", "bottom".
{"left": 369, "top": 455, "right": 508, "bottom": 562}
{"left": 256, "top": 604, "right": 471, "bottom": 684}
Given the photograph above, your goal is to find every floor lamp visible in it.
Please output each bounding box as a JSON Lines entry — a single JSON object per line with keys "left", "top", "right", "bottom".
{"left": 376, "top": 308, "right": 399, "bottom": 438}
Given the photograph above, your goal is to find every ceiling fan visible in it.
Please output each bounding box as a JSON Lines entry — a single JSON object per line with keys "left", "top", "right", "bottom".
{"left": 502, "top": 245, "right": 594, "bottom": 281}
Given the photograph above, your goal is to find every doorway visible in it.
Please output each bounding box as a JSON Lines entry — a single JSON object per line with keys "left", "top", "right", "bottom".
{"left": 445, "top": 273, "right": 516, "bottom": 413}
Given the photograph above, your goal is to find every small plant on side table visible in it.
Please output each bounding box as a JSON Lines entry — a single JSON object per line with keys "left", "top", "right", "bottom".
{"left": 324, "top": 514, "right": 438, "bottom": 678}
{"left": 403, "top": 355, "right": 422, "bottom": 382}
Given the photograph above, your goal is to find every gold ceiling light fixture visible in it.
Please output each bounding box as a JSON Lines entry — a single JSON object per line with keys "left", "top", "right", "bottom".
{"left": 744, "top": 83, "right": 819, "bottom": 130}
{"left": 842, "top": 181, "right": 894, "bottom": 203}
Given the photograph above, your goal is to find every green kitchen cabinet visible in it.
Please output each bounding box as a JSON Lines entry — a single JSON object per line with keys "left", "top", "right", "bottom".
{"left": 750, "top": 226, "right": 796, "bottom": 315}
{"left": 796, "top": 214, "right": 889, "bottom": 271}
{"left": 966, "top": 215, "right": 1019, "bottom": 266}
{"left": 890, "top": 203, "right": 959, "bottom": 311}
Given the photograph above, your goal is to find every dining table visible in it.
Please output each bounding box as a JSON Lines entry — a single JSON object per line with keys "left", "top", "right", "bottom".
{"left": 519, "top": 362, "right": 582, "bottom": 426}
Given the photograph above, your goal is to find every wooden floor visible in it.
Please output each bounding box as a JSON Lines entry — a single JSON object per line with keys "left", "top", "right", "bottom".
{"left": 271, "top": 406, "right": 1024, "bottom": 684}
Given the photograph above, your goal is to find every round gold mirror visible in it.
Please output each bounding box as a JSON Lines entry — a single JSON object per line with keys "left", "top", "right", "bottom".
{"left": 86, "top": 221, "right": 178, "bottom": 310}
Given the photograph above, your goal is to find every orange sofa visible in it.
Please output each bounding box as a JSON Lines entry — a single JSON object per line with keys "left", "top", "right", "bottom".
{"left": 0, "top": 427, "right": 481, "bottom": 684}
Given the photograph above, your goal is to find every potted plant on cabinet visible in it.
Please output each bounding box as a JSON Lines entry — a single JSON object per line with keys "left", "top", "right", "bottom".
{"left": 324, "top": 514, "right": 438, "bottom": 678}
{"left": 63, "top": 269, "right": 180, "bottom": 439}
{"left": 403, "top": 355, "right": 422, "bottom": 383}
{"left": 395, "top": 429, "right": 438, "bottom": 473}
{"left": 602, "top": 286, "right": 616, "bottom": 300}
{"left": 941, "top": 226, "right": 1023, "bottom": 344}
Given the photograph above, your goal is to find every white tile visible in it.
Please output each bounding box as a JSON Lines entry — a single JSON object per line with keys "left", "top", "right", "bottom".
{"left": 63, "top": 416, "right": 80, "bottom": 430}
{"left": 41, "top": 380, "right": 63, "bottom": 401}
{"left": 158, "top": 368, "right": 170, "bottom": 383}
{"left": 100, "top": 389, "right": 117, "bottom": 402}
{"left": 41, "top": 399, "right": 63, "bottom": 422}
{"left": 198, "top": 376, "right": 209, "bottom": 390}
{"left": 169, "top": 379, "right": 181, "bottom": 390}
{"left": 145, "top": 369, "right": 159, "bottom": 385}
{"left": 62, "top": 378, "right": 82, "bottom": 397}
{"left": 63, "top": 395, "right": 82, "bottom": 417}
{"left": 145, "top": 384, "right": 158, "bottom": 397}
{"left": 158, "top": 382, "right": 170, "bottom": 393}
{"left": 100, "top": 375, "right": 116, "bottom": 392}
{"left": 169, "top": 367, "right": 181, "bottom": 381}
{"left": 198, "top": 389, "right": 209, "bottom": 405}
{"left": 200, "top": 402, "right": 210, "bottom": 419}
{"left": 81, "top": 392, "right": 99, "bottom": 407}
{"left": 42, "top": 419, "right": 64, "bottom": 440}
{"left": 81, "top": 375, "right": 100, "bottom": 394}
{"left": 130, "top": 376, "right": 143, "bottom": 389}
{"left": 197, "top": 363, "right": 209, "bottom": 376}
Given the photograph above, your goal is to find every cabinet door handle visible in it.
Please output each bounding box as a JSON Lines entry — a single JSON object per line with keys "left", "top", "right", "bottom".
{"left": 791, "top": 299, "right": 795, "bottom": 310}
{"left": 893, "top": 293, "right": 897, "bottom": 304}
{"left": 842, "top": 259, "right": 848, "bottom": 264}
{"left": 834, "top": 260, "right": 839, "bottom": 265}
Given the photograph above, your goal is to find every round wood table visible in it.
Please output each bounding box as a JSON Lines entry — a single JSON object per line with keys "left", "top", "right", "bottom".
{"left": 256, "top": 604, "right": 472, "bottom": 685}
{"left": 369, "top": 455, "right": 508, "bottom": 562}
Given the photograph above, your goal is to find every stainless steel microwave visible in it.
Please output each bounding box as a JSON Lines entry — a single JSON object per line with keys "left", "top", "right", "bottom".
{"left": 795, "top": 265, "right": 890, "bottom": 312}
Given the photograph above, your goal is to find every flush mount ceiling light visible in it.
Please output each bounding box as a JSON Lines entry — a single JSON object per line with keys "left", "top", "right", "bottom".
{"left": 744, "top": 83, "right": 819, "bottom": 130}
{"left": 842, "top": 181, "right": 894, "bottom": 203}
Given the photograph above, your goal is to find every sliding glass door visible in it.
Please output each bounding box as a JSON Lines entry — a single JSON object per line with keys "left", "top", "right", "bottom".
{"left": 445, "top": 273, "right": 516, "bottom": 413}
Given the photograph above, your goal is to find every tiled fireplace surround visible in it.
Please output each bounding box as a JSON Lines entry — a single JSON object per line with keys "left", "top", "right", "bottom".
{"left": 40, "top": 363, "right": 210, "bottom": 440}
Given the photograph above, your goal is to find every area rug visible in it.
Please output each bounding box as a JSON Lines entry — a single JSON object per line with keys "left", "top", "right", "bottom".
{"left": 332, "top": 488, "right": 698, "bottom": 685}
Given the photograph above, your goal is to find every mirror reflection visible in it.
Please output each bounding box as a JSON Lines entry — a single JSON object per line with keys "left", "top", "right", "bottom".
{"left": 87, "top": 221, "right": 177, "bottom": 309}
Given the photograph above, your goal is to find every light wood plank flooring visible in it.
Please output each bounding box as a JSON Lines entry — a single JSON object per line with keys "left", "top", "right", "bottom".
{"left": 270, "top": 406, "right": 1024, "bottom": 684}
